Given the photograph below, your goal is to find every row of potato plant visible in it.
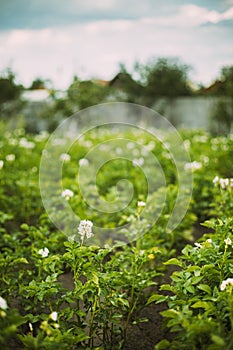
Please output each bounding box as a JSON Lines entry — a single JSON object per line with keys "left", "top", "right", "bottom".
{"left": 151, "top": 171, "right": 233, "bottom": 349}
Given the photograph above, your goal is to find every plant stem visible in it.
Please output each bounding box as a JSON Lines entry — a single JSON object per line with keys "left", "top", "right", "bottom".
{"left": 88, "top": 296, "right": 98, "bottom": 347}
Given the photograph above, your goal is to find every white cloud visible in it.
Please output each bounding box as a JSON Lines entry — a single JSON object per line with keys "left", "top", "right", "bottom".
{"left": 142, "top": 4, "right": 233, "bottom": 27}
{"left": 182, "top": 4, "right": 233, "bottom": 24}
{"left": 85, "top": 19, "right": 133, "bottom": 34}
{"left": 0, "top": 4, "right": 232, "bottom": 89}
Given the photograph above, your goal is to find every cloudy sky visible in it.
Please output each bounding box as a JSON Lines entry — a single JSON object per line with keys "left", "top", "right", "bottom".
{"left": 0, "top": 0, "right": 232, "bottom": 89}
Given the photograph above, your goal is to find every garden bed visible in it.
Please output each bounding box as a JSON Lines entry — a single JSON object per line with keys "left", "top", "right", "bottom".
{"left": 0, "top": 125, "right": 233, "bottom": 349}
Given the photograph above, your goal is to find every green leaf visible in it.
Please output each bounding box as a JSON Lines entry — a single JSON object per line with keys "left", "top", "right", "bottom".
{"left": 14, "top": 258, "right": 29, "bottom": 264}
{"left": 171, "top": 274, "right": 182, "bottom": 282}
{"left": 167, "top": 318, "right": 181, "bottom": 328}
{"left": 91, "top": 273, "right": 99, "bottom": 286}
{"left": 160, "top": 284, "right": 174, "bottom": 292}
{"left": 187, "top": 266, "right": 201, "bottom": 274}
{"left": 119, "top": 298, "right": 129, "bottom": 308}
{"left": 160, "top": 309, "right": 179, "bottom": 319}
{"left": 186, "top": 285, "right": 195, "bottom": 293}
{"left": 147, "top": 294, "right": 166, "bottom": 304}
{"left": 191, "top": 301, "right": 212, "bottom": 310}
{"left": 132, "top": 318, "right": 148, "bottom": 324}
{"left": 198, "top": 284, "right": 212, "bottom": 294}
{"left": 201, "top": 264, "right": 216, "bottom": 274}
{"left": 20, "top": 223, "right": 29, "bottom": 230}
{"left": 74, "top": 333, "right": 89, "bottom": 342}
{"left": 164, "top": 258, "right": 183, "bottom": 267}
{"left": 154, "top": 339, "right": 170, "bottom": 349}
{"left": 191, "top": 276, "right": 203, "bottom": 285}
{"left": 211, "top": 334, "right": 225, "bottom": 346}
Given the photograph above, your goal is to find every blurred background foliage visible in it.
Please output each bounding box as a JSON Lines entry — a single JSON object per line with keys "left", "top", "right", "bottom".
{"left": 0, "top": 57, "right": 232, "bottom": 134}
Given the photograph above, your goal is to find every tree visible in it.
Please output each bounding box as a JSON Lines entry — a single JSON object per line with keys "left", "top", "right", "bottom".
{"left": 46, "top": 76, "right": 111, "bottom": 128}
{"left": 218, "top": 65, "right": 233, "bottom": 97}
{"left": 211, "top": 99, "right": 233, "bottom": 135}
{"left": 107, "top": 59, "right": 192, "bottom": 107}
{"left": 0, "top": 68, "right": 24, "bottom": 119}
{"left": 210, "top": 65, "right": 233, "bottom": 135}
{"left": 0, "top": 69, "right": 23, "bottom": 105}
{"left": 29, "top": 77, "right": 53, "bottom": 90}
{"left": 67, "top": 76, "right": 110, "bottom": 110}
{"left": 135, "top": 58, "right": 192, "bottom": 106}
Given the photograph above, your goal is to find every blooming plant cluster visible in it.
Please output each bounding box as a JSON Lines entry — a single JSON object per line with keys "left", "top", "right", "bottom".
{"left": 213, "top": 175, "right": 233, "bottom": 190}
{"left": 148, "top": 143, "right": 233, "bottom": 349}
{"left": 0, "top": 125, "right": 233, "bottom": 349}
{"left": 220, "top": 278, "right": 233, "bottom": 291}
{"left": 184, "top": 160, "right": 202, "bottom": 171}
{"left": 78, "top": 219, "right": 94, "bottom": 240}
{"left": 150, "top": 219, "right": 233, "bottom": 349}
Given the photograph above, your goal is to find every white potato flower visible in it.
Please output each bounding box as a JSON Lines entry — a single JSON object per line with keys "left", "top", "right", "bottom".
{"left": 127, "top": 142, "right": 134, "bottom": 149}
{"left": 78, "top": 220, "right": 94, "bottom": 239}
{"left": 38, "top": 247, "right": 49, "bottom": 258}
{"left": 213, "top": 176, "right": 233, "bottom": 189}
{"left": 184, "top": 161, "right": 202, "bottom": 171}
{"left": 6, "top": 154, "right": 15, "bottom": 162}
{"left": 79, "top": 158, "right": 89, "bottom": 166}
{"left": 220, "top": 278, "right": 233, "bottom": 291}
{"left": 0, "top": 296, "right": 8, "bottom": 310}
{"left": 213, "top": 176, "right": 219, "bottom": 185}
{"left": 220, "top": 178, "right": 229, "bottom": 189}
{"left": 224, "top": 238, "right": 232, "bottom": 246}
{"left": 138, "top": 201, "right": 146, "bottom": 207}
{"left": 61, "top": 189, "right": 74, "bottom": 200}
{"left": 19, "top": 138, "right": 35, "bottom": 149}
{"left": 194, "top": 242, "right": 202, "bottom": 248}
{"left": 49, "top": 311, "right": 58, "bottom": 321}
{"left": 60, "top": 153, "right": 71, "bottom": 162}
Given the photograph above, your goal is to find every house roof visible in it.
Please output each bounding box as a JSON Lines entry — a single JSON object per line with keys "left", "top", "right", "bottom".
{"left": 109, "top": 72, "right": 138, "bottom": 88}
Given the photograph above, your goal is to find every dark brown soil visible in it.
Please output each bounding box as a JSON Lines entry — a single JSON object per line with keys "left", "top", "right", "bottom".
{"left": 124, "top": 302, "right": 172, "bottom": 350}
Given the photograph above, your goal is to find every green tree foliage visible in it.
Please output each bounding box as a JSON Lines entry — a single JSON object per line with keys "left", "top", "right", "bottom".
{"left": 136, "top": 58, "right": 192, "bottom": 106}
{"left": 42, "top": 76, "right": 112, "bottom": 131}
{"left": 218, "top": 65, "right": 233, "bottom": 97}
{"left": 211, "top": 99, "right": 233, "bottom": 135}
{"left": 210, "top": 65, "right": 233, "bottom": 135}
{"left": 0, "top": 69, "right": 24, "bottom": 119}
{"left": 0, "top": 69, "right": 23, "bottom": 105}
{"left": 29, "top": 78, "right": 51, "bottom": 90}
{"left": 67, "top": 76, "right": 110, "bottom": 110}
{"left": 110, "top": 58, "right": 192, "bottom": 106}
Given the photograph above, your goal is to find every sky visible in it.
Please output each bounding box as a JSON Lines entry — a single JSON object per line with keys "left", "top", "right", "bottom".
{"left": 0, "top": 0, "right": 232, "bottom": 89}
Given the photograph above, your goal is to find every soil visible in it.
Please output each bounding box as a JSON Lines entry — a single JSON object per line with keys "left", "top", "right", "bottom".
{"left": 124, "top": 300, "right": 172, "bottom": 350}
